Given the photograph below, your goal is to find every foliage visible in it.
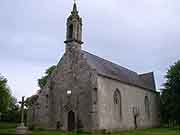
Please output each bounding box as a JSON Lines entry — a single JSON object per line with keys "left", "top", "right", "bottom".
{"left": 1, "top": 98, "right": 20, "bottom": 123}
{"left": 161, "top": 60, "right": 180, "bottom": 124}
{"left": 0, "top": 75, "right": 11, "bottom": 113}
{"left": 0, "top": 74, "right": 20, "bottom": 123}
{"left": 38, "top": 65, "right": 56, "bottom": 89}
{"left": 0, "top": 122, "right": 17, "bottom": 129}
{"left": 25, "top": 94, "right": 39, "bottom": 108}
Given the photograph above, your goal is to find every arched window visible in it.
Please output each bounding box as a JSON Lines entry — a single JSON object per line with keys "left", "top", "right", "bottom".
{"left": 144, "top": 96, "right": 150, "bottom": 119}
{"left": 113, "top": 89, "right": 122, "bottom": 121}
{"left": 68, "top": 24, "right": 73, "bottom": 39}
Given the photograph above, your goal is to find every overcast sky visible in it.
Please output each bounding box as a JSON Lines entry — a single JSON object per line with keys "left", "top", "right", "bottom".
{"left": 0, "top": 0, "right": 180, "bottom": 100}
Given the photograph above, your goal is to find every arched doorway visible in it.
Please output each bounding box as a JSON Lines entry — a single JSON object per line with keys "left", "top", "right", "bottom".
{"left": 68, "top": 111, "right": 75, "bottom": 131}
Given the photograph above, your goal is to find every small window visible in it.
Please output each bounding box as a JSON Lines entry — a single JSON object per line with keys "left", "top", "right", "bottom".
{"left": 114, "top": 93, "right": 118, "bottom": 104}
{"left": 68, "top": 24, "right": 73, "bottom": 39}
{"left": 77, "top": 24, "right": 79, "bottom": 39}
{"left": 145, "top": 96, "right": 150, "bottom": 119}
{"left": 113, "top": 89, "right": 122, "bottom": 121}
{"left": 93, "top": 88, "right": 98, "bottom": 104}
{"left": 46, "top": 94, "right": 49, "bottom": 104}
{"left": 67, "top": 90, "right": 72, "bottom": 95}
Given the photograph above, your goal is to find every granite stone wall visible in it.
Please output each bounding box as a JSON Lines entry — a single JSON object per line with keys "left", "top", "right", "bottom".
{"left": 97, "top": 75, "right": 160, "bottom": 131}
{"left": 48, "top": 48, "right": 98, "bottom": 130}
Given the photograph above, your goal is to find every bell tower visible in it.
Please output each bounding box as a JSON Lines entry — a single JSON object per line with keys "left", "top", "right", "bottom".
{"left": 64, "top": 1, "right": 83, "bottom": 51}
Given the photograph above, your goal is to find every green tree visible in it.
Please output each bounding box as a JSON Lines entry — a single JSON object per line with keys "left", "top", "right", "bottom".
{"left": 1, "top": 96, "right": 20, "bottom": 122}
{"left": 161, "top": 60, "right": 180, "bottom": 124}
{"left": 38, "top": 65, "right": 56, "bottom": 89}
{"left": 0, "top": 74, "right": 20, "bottom": 122}
{"left": 0, "top": 75, "right": 11, "bottom": 112}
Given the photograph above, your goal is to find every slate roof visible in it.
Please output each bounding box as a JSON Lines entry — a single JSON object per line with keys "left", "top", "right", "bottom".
{"left": 82, "top": 50, "right": 156, "bottom": 91}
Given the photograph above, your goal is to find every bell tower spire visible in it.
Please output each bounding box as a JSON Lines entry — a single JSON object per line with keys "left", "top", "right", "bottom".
{"left": 72, "top": 0, "right": 78, "bottom": 14}
{"left": 64, "top": 1, "right": 83, "bottom": 51}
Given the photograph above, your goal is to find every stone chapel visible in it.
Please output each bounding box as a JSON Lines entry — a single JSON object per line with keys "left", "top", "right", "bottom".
{"left": 27, "top": 2, "right": 160, "bottom": 131}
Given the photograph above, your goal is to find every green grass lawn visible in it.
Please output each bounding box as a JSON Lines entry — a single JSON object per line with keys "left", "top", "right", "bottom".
{"left": 0, "top": 122, "right": 180, "bottom": 135}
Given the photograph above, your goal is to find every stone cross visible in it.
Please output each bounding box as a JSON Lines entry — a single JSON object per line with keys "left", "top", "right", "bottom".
{"left": 16, "top": 96, "right": 28, "bottom": 135}
{"left": 19, "top": 96, "right": 26, "bottom": 127}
